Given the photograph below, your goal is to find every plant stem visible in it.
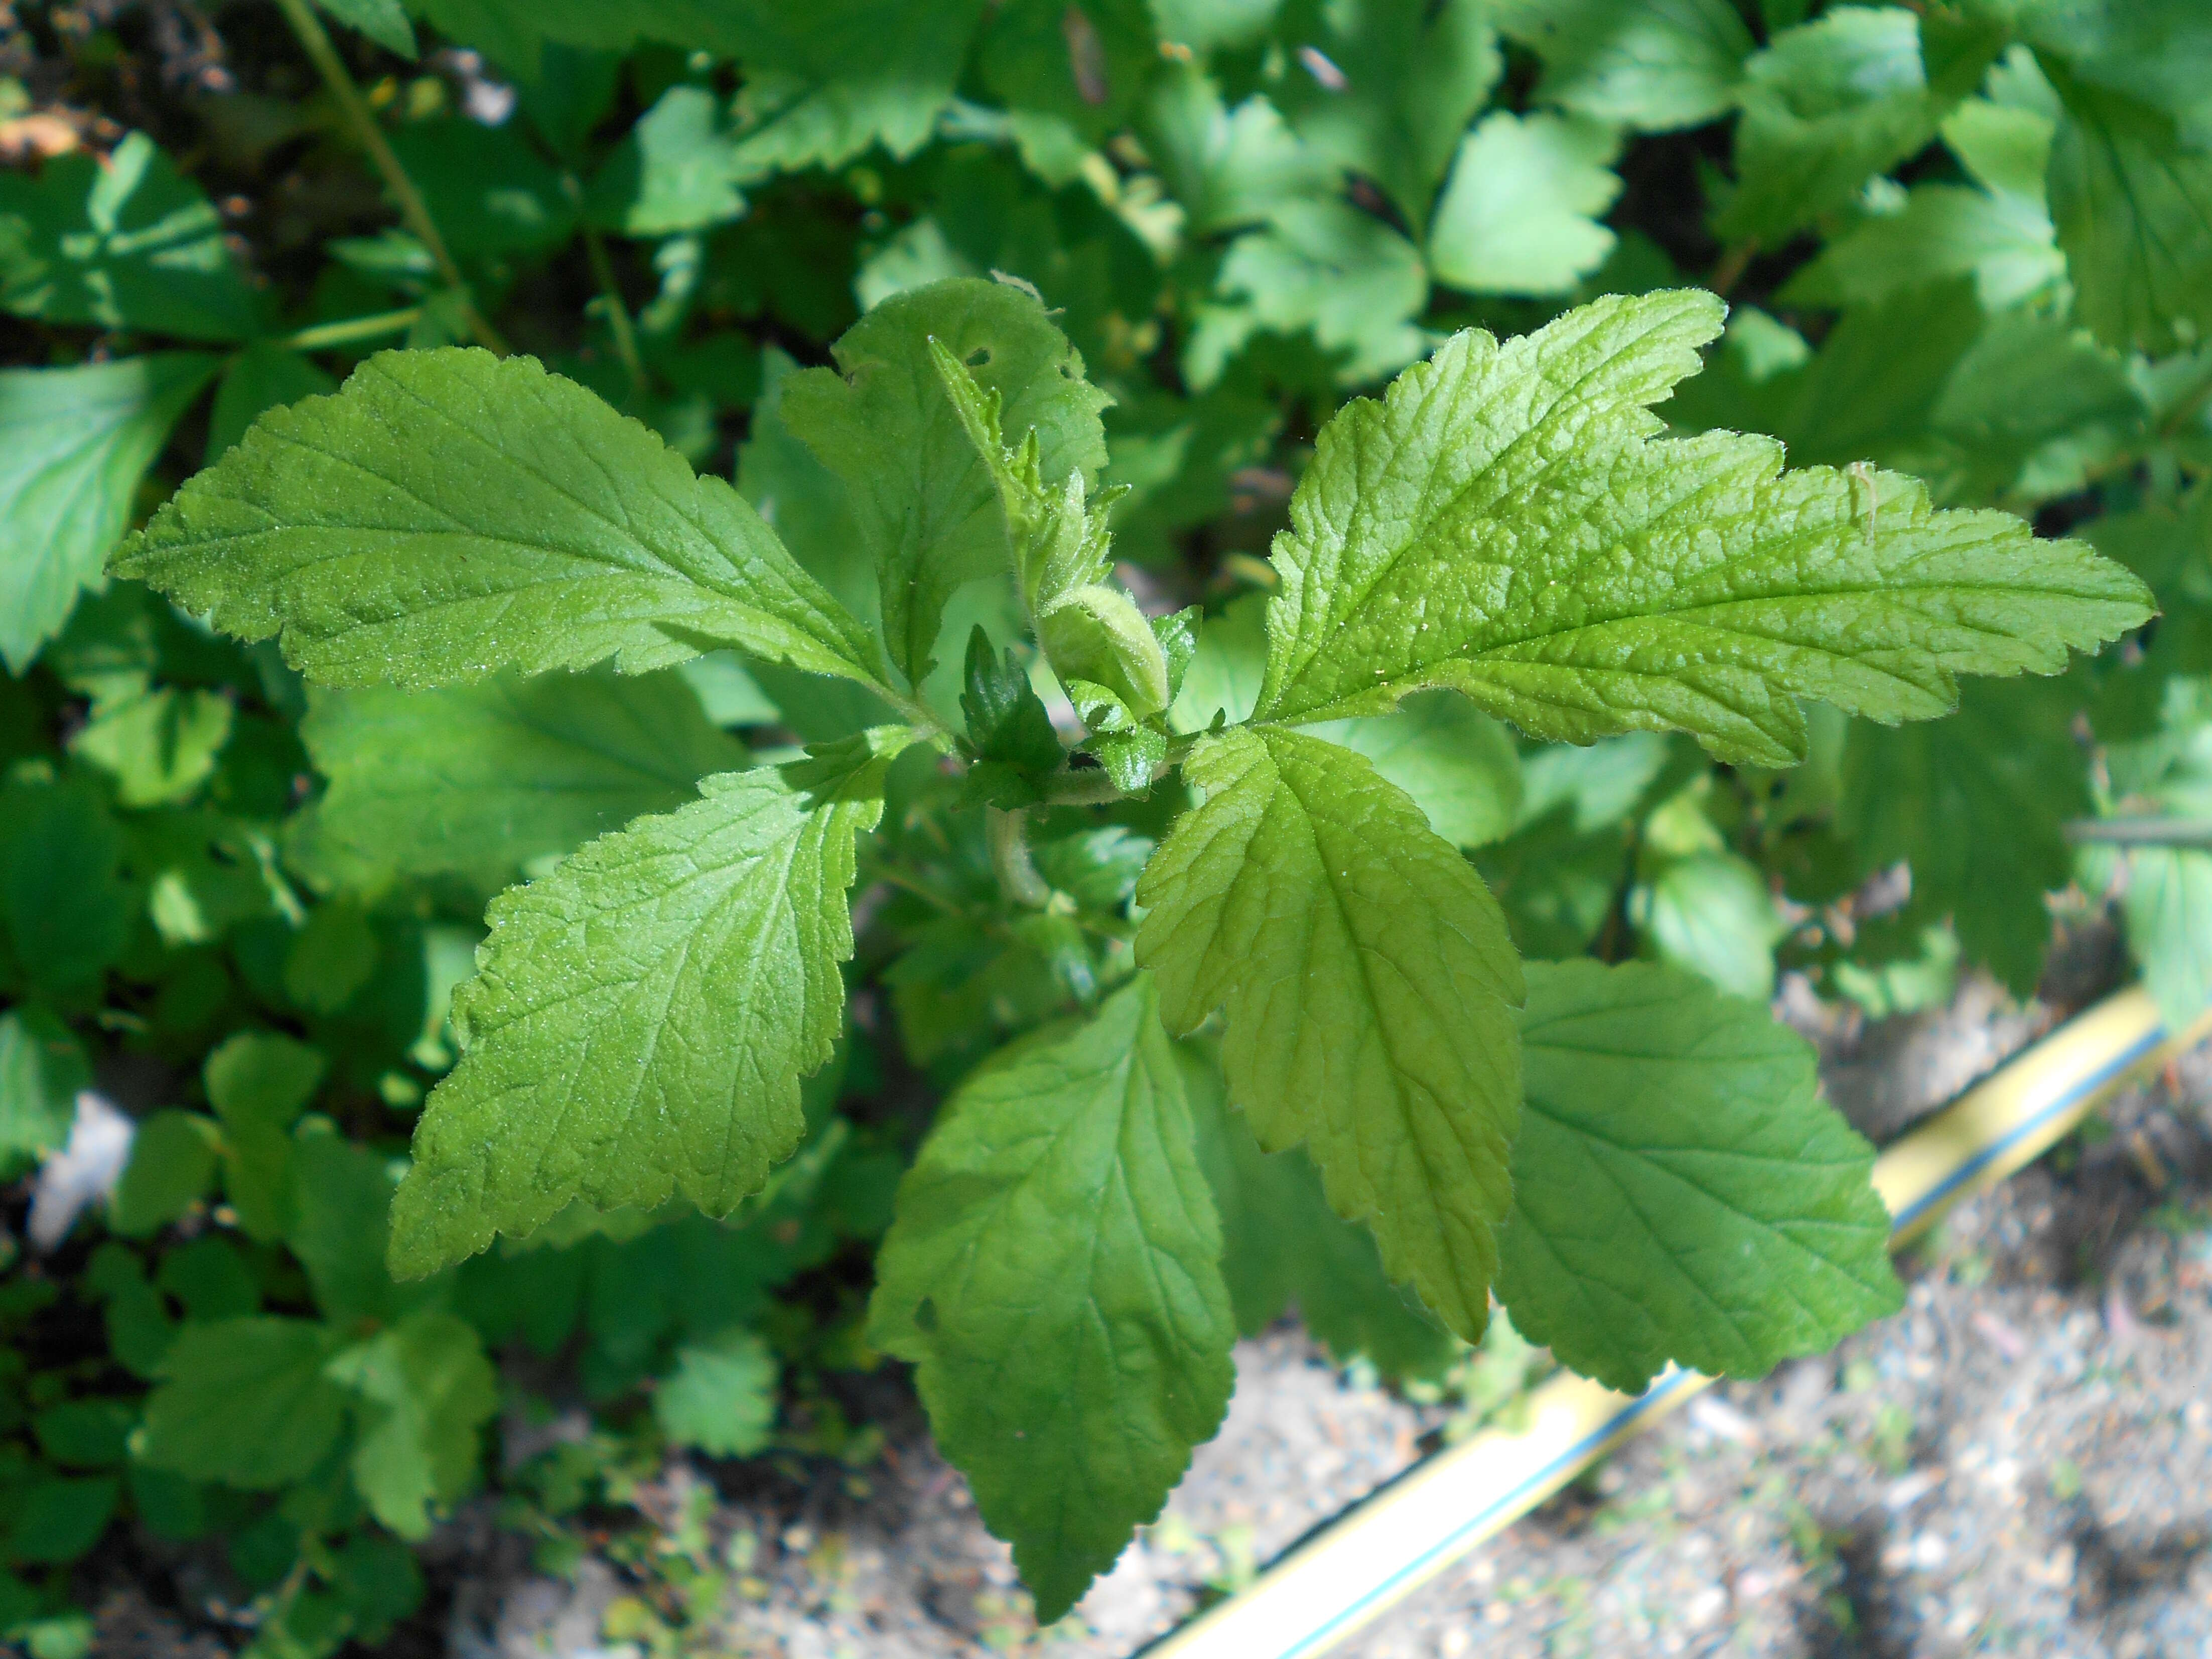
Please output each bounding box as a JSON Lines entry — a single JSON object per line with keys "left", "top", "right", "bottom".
{"left": 987, "top": 807, "right": 1054, "bottom": 909}
{"left": 1037, "top": 766, "right": 1131, "bottom": 806}
{"left": 1708, "top": 240, "right": 1757, "bottom": 298}
{"left": 582, "top": 223, "right": 646, "bottom": 393}
{"left": 279, "top": 306, "right": 421, "bottom": 352}
{"left": 2066, "top": 817, "right": 2212, "bottom": 847}
{"left": 269, "top": 0, "right": 507, "bottom": 354}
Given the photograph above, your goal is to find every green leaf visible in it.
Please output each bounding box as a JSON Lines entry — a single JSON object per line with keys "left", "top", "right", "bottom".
{"left": 1429, "top": 111, "right": 1622, "bottom": 297}
{"left": 284, "top": 899, "right": 380, "bottom": 1014}
{"left": 1278, "top": 0, "right": 1500, "bottom": 227}
{"left": 206, "top": 342, "right": 336, "bottom": 465}
{"left": 68, "top": 686, "right": 233, "bottom": 808}
{"left": 115, "top": 348, "right": 888, "bottom": 694}
{"left": 0, "top": 1009, "right": 87, "bottom": 1170}
{"left": 958, "top": 626, "right": 1062, "bottom": 805}
{"left": 2, "top": 353, "right": 219, "bottom": 673}
{"left": 385, "top": 120, "right": 577, "bottom": 257}
{"left": 1253, "top": 291, "right": 2151, "bottom": 763}
{"left": 1167, "top": 592, "right": 1267, "bottom": 733}
{"left": 0, "top": 132, "right": 259, "bottom": 342}
{"left": 298, "top": 668, "right": 748, "bottom": 888}
{"left": 388, "top": 731, "right": 911, "bottom": 1275}
{"left": 1495, "top": 0, "right": 1752, "bottom": 132}
{"left": 315, "top": 0, "right": 418, "bottom": 55}
{"left": 109, "top": 1112, "right": 220, "bottom": 1237}
{"left": 2043, "top": 64, "right": 2212, "bottom": 356}
{"left": 1136, "top": 725, "right": 1523, "bottom": 1340}
{"left": 1067, "top": 679, "right": 1167, "bottom": 793}
{"left": 587, "top": 84, "right": 747, "bottom": 237}
{"left": 2116, "top": 846, "right": 2212, "bottom": 1031}
{"left": 1498, "top": 960, "right": 1902, "bottom": 1393}
{"left": 291, "top": 1133, "right": 405, "bottom": 1323}
{"left": 4, "top": 1477, "right": 116, "bottom": 1566}
{"left": 1184, "top": 201, "right": 1429, "bottom": 390}
{"left": 0, "top": 776, "right": 131, "bottom": 994}
{"left": 138, "top": 1317, "right": 349, "bottom": 1487}
{"left": 326, "top": 1311, "right": 498, "bottom": 1539}
{"left": 1304, "top": 689, "right": 1523, "bottom": 849}
{"left": 1637, "top": 849, "right": 1784, "bottom": 1001}
{"left": 653, "top": 1327, "right": 779, "bottom": 1456}
{"left": 738, "top": 346, "right": 873, "bottom": 626}
{"left": 206, "top": 1032, "right": 325, "bottom": 1244}
{"left": 869, "top": 977, "right": 1234, "bottom": 1623}
{"left": 1778, "top": 183, "right": 2064, "bottom": 313}
{"left": 1144, "top": 67, "right": 1335, "bottom": 235}
{"left": 1183, "top": 1042, "right": 1457, "bottom": 1379}
{"left": 781, "top": 278, "right": 1109, "bottom": 683}
{"left": 1842, "top": 676, "right": 2085, "bottom": 997}
{"left": 1715, "top": 7, "right": 1972, "bottom": 245}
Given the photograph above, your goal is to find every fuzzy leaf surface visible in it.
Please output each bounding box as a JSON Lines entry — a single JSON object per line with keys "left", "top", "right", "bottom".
{"left": 115, "top": 348, "right": 886, "bottom": 692}
{"left": 1136, "top": 725, "right": 1523, "bottom": 1340}
{"left": 1498, "top": 960, "right": 1902, "bottom": 1393}
{"left": 869, "top": 977, "right": 1234, "bottom": 1624}
{"left": 1254, "top": 291, "right": 2151, "bottom": 763}
{"left": 387, "top": 731, "right": 911, "bottom": 1275}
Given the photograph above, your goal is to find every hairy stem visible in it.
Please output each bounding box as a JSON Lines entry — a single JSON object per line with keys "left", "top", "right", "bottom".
{"left": 270, "top": 0, "right": 507, "bottom": 354}
{"left": 987, "top": 806, "right": 1054, "bottom": 909}
{"left": 2067, "top": 817, "right": 2212, "bottom": 847}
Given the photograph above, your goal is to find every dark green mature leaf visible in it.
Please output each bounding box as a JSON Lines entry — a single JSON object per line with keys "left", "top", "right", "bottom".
{"left": 116, "top": 348, "right": 887, "bottom": 693}
{"left": 139, "top": 1318, "right": 349, "bottom": 1487}
{"left": 388, "top": 730, "right": 912, "bottom": 1275}
{"left": 207, "top": 343, "right": 337, "bottom": 466}
{"left": 1137, "top": 725, "right": 1523, "bottom": 1340}
{"left": 781, "top": 279, "right": 1109, "bottom": 684}
{"left": 1254, "top": 291, "right": 2151, "bottom": 763}
{"left": 0, "top": 1009, "right": 87, "bottom": 1170}
{"left": 110, "top": 1113, "right": 220, "bottom": 1236}
{"left": 316, "top": 0, "right": 418, "bottom": 55}
{"left": 1495, "top": 0, "right": 1752, "bottom": 132}
{"left": 2, "top": 353, "right": 219, "bottom": 673}
{"left": 386, "top": 121, "right": 577, "bottom": 257}
{"left": 869, "top": 977, "right": 1234, "bottom": 1623}
{"left": 327, "top": 1311, "right": 498, "bottom": 1538}
{"left": 958, "top": 626, "right": 1062, "bottom": 804}
{"left": 1183, "top": 1043, "right": 1457, "bottom": 1378}
{"left": 1429, "top": 112, "right": 1621, "bottom": 296}
{"left": 0, "top": 776, "right": 132, "bottom": 994}
{"left": 1842, "top": 670, "right": 2085, "bottom": 997}
{"left": 0, "top": 132, "right": 259, "bottom": 342}
{"left": 299, "top": 669, "right": 748, "bottom": 887}
{"left": 1498, "top": 960, "right": 1902, "bottom": 1393}
{"left": 2043, "top": 64, "right": 2212, "bottom": 356}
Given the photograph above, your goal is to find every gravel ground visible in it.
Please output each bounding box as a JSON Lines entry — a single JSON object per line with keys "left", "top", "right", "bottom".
{"left": 445, "top": 965, "right": 2212, "bottom": 1659}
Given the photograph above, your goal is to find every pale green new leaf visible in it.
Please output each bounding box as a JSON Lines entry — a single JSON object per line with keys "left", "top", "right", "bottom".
{"left": 1494, "top": 0, "right": 1752, "bottom": 132}
{"left": 654, "top": 1328, "right": 778, "bottom": 1456}
{"left": 1305, "top": 689, "right": 1523, "bottom": 849}
{"left": 2, "top": 354, "right": 218, "bottom": 673}
{"left": 2117, "top": 848, "right": 2212, "bottom": 1033}
{"left": 115, "top": 348, "right": 888, "bottom": 694}
{"left": 1778, "top": 184, "right": 2063, "bottom": 312}
{"left": 1136, "top": 725, "right": 1524, "bottom": 1340}
{"left": 299, "top": 669, "right": 748, "bottom": 888}
{"left": 868, "top": 977, "right": 1234, "bottom": 1624}
{"left": 1498, "top": 960, "right": 1902, "bottom": 1394}
{"left": 1144, "top": 66, "right": 1336, "bottom": 236}
{"left": 1429, "top": 112, "right": 1622, "bottom": 297}
{"left": 780, "top": 279, "right": 1109, "bottom": 684}
{"left": 2044, "top": 66, "right": 2212, "bottom": 356}
{"left": 387, "top": 730, "right": 912, "bottom": 1275}
{"left": 1638, "top": 850, "right": 1784, "bottom": 1001}
{"left": 1254, "top": 291, "right": 2151, "bottom": 764}
{"left": 326, "top": 1311, "right": 499, "bottom": 1539}
{"left": 138, "top": 1318, "right": 349, "bottom": 1487}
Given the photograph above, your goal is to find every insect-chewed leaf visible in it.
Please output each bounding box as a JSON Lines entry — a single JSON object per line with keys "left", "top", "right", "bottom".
{"left": 1136, "top": 724, "right": 1523, "bottom": 1340}
{"left": 868, "top": 976, "right": 1234, "bottom": 1624}
{"left": 386, "top": 728, "right": 914, "bottom": 1277}
{"left": 1498, "top": 960, "right": 1902, "bottom": 1394}
{"left": 113, "top": 348, "right": 888, "bottom": 694}
{"left": 1255, "top": 290, "right": 2153, "bottom": 764}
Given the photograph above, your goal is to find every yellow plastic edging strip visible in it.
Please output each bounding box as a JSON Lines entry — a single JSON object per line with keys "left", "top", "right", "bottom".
{"left": 1142, "top": 986, "right": 2209, "bottom": 1659}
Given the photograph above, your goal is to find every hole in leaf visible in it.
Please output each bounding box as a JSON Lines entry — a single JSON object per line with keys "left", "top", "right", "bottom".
{"left": 915, "top": 1296, "right": 938, "bottom": 1332}
{"left": 964, "top": 347, "right": 991, "bottom": 368}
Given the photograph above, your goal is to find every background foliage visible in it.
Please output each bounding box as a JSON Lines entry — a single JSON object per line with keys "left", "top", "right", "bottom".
{"left": 1, "top": 0, "right": 2208, "bottom": 1650}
